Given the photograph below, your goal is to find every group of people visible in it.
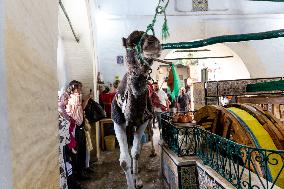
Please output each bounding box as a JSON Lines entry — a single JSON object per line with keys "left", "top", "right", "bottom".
{"left": 58, "top": 80, "right": 94, "bottom": 189}
{"left": 57, "top": 79, "right": 190, "bottom": 188}
{"left": 150, "top": 82, "right": 191, "bottom": 129}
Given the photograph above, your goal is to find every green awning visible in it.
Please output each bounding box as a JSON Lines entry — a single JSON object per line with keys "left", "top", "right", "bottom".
{"left": 246, "top": 80, "right": 284, "bottom": 92}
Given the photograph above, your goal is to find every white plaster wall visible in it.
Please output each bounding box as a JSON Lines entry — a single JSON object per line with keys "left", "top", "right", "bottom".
{"left": 4, "top": 0, "right": 59, "bottom": 188}
{"left": 204, "top": 16, "right": 284, "bottom": 77}
{"left": 97, "top": 0, "right": 284, "bottom": 15}
{"left": 93, "top": 0, "right": 284, "bottom": 83}
{"left": 58, "top": 0, "right": 95, "bottom": 96}
{"left": 57, "top": 36, "right": 67, "bottom": 92}
{"left": 86, "top": 0, "right": 99, "bottom": 99}
{"left": 0, "top": 1, "right": 12, "bottom": 188}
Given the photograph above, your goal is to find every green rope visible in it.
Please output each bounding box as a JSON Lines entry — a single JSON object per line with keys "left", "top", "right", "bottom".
{"left": 161, "top": 0, "right": 170, "bottom": 40}
{"left": 162, "top": 13, "right": 170, "bottom": 40}
{"left": 162, "top": 29, "right": 284, "bottom": 49}
{"left": 136, "top": 0, "right": 170, "bottom": 62}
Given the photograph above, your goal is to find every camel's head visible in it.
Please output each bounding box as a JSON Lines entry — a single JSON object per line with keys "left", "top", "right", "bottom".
{"left": 123, "top": 31, "right": 161, "bottom": 64}
{"left": 122, "top": 31, "right": 161, "bottom": 96}
{"left": 141, "top": 33, "right": 161, "bottom": 60}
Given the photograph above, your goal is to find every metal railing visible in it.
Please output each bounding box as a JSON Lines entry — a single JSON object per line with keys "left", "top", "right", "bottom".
{"left": 161, "top": 117, "right": 196, "bottom": 156}
{"left": 161, "top": 113, "right": 284, "bottom": 189}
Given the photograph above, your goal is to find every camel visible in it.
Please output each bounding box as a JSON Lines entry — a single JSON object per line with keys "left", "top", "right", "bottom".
{"left": 111, "top": 30, "right": 161, "bottom": 189}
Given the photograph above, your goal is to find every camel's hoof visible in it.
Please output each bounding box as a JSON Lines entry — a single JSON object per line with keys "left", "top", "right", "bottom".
{"left": 120, "top": 161, "right": 128, "bottom": 171}
{"left": 135, "top": 180, "right": 143, "bottom": 189}
{"left": 134, "top": 176, "right": 143, "bottom": 189}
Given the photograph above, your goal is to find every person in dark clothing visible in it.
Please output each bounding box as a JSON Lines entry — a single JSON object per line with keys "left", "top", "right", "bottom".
{"left": 177, "top": 87, "right": 190, "bottom": 112}
{"left": 74, "top": 122, "right": 87, "bottom": 178}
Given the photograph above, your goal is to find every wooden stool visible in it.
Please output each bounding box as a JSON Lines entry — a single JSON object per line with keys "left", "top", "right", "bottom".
{"left": 99, "top": 118, "right": 113, "bottom": 150}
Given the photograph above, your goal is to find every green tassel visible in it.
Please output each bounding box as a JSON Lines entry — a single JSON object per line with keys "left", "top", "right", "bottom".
{"left": 162, "top": 19, "right": 170, "bottom": 40}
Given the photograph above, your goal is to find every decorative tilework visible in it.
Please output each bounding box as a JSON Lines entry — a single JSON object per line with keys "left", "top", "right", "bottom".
{"left": 192, "top": 0, "right": 208, "bottom": 12}
{"left": 193, "top": 82, "right": 205, "bottom": 110}
{"left": 161, "top": 147, "right": 231, "bottom": 189}
{"left": 206, "top": 81, "right": 218, "bottom": 97}
{"left": 218, "top": 80, "right": 250, "bottom": 96}
{"left": 179, "top": 166, "right": 198, "bottom": 189}
{"left": 204, "top": 78, "right": 282, "bottom": 97}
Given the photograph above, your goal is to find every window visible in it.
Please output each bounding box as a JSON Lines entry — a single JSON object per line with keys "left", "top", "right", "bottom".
{"left": 192, "top": 0, "right": 208, "bottom": 12}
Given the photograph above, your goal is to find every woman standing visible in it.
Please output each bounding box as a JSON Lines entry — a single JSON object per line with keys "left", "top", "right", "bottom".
{"left": 66, "top": 80, "right": 91, "bottom": 180}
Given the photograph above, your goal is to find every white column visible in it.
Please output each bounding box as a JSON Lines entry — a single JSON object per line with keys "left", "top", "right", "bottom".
{"left": 3, "top": 0, "right": 59, "bottom": 188}
{"left": 0, "top": 1, "right": 12, "bottom": 188}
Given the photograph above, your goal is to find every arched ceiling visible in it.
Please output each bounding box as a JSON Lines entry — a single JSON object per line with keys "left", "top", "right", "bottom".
{"left": 163, "top": 43, "right": 250, "bottom": 81}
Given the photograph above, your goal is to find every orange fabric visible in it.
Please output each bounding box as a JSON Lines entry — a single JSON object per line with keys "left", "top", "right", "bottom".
{"left": 167, "top": 68, "right": 174, "bottom": 91}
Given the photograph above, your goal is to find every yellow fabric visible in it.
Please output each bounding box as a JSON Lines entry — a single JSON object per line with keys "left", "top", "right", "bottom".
{"left": 228, "top": 107, "right": 284, "bottom": 187}
{"left": 85, "top": 131, "right": 93, "bottom": 152}
{"left": 84, "top": 118, "right": 93, "bottom": 152}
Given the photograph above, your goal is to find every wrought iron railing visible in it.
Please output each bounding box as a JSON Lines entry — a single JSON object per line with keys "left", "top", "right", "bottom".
{"left": 161, "top": 118, "right": 196, "bottom": 156}
{"left": 161, "top": 112, "right": 197, "bottom": 156}
{"left": 161, "top": 113, "right": 284, "bottom": 189}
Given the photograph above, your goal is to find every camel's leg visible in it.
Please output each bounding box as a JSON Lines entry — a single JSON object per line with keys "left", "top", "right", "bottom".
{"left": 148, "top": 119, "right": 156, "bottom": 157}
{"left": 114, "top": 122, "right": 135, "bottom": 189}
{"left": 131, "top": 120, "right": 149, "bottom": 189}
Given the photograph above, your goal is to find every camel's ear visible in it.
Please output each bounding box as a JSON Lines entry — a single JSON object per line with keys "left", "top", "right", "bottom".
{"left": 122, "top": 37, "right": 127, "bottom": 47}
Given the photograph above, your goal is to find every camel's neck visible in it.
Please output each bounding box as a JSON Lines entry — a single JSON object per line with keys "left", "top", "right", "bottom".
{"left": 126, "top": 50, "right": 148, "bottom": 97}
{"left": 127, "top": 74, "right": 148, "bottom": 97}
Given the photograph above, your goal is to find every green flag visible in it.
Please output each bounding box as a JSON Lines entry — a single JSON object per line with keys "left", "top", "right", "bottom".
{"left": 167, "top": 64, "right": 179, "bottom": 101}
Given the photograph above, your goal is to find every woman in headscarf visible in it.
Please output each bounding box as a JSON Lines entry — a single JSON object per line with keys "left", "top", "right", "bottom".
{"left": 66, "top": 80, "right": 92, "bottom": 180}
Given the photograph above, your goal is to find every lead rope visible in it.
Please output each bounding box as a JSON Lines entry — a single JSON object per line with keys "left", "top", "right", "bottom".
{"left": 135, "top": 0, "right": 170, "bottom": 67}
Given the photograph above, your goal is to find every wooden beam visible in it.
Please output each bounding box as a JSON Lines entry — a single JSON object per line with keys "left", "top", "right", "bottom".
{"left": 153, "top": 58, "right": 173, "bottom": 65}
